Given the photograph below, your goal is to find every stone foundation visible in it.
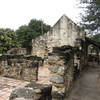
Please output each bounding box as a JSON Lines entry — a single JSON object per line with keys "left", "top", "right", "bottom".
{"left": 0, "top": 55, "right": 42, "bottom": 82}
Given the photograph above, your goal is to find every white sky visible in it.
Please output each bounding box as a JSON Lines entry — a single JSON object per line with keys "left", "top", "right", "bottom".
{"left": 0, "top": 0, "right": 82, "bottom": 30}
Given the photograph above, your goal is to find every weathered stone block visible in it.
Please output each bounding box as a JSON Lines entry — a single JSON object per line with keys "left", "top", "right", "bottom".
{"left": 9, "top": 84, "right": 52, "bottom": 100}
{"left": 49, "top": 65, "right": 65, "bottom": 75}
{"left": 52, "top": 92, "right": 64, "bottom": 100}
{"left": 48, "top": 56, "right": 60, "bottom": 61}
{"left": 9, "top": 88, "right": 34, "bottom": 100}
{"left": 50, "top": 74, "right": 64, "bottom": 84}
{"left": 49, "top": 60, "right": 65, "bottom": 66}
{"left": 52, "top": 86, "right": 65, "bottom": 94}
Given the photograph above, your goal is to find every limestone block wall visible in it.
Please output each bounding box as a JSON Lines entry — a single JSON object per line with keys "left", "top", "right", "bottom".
{"left": 31, "top": 15, "right": 85, "bottom": 58}
{"left": 48, "top": 46, "right": 74, "bottom": 100}
{"left": 0, "top": 55, "right": 42, "bottom": 82}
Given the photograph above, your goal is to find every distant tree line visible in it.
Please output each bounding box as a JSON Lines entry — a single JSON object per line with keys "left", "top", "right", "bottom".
{"left": 0, "top": 19, "right": 50, "bottom": 54}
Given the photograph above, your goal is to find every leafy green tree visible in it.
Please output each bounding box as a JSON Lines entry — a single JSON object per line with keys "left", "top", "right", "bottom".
{"left": 92, "top": 33, "right": 100, "bottom": 42}
{"left": 0, "top": 19, "right": 50, "bottom": 54}
{"left": 16, "top": 25, "right": 32, "bottom": 48}
{"left": 16, "top": 19, "right": 50, "bottom": 50}
{"left": 29, "top": 19, "right": 50, "bottom": 33}
{"left": 80, "top": 0, "right": 100, "bottom": 34}
{"left": 0, "top": 28, "right": 18, "bottom": 54}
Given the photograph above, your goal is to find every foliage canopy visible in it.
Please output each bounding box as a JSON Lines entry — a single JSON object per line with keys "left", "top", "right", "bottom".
{"left": 16, "top": 19, "right": 50, "bottom": 50}
{"left": 80, "top": 0, "right": 100, "bottom": 34}
{"left": 0, "top": 19, "right": 50, "bottom": 54}
{"left": 0, "top": 28, "right": 18, "bottom": 53}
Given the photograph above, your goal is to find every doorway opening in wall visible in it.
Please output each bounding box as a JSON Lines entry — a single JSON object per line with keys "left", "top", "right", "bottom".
{"left": 37, "top": 62, "right": 51, "bottom": 84}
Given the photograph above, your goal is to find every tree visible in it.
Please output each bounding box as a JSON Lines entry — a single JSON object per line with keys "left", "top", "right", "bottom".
{"left": 92, "top": 34, "right": 100, "bottom": 42}
{"left": 29, "top": 19, "right": 50, "bottom": 34}
{"left": 0, "top": 19, "right": 50, "bottom": 54}
{"left": 0, "top": 28, "right": 18, "bottom": 54}
{"left": 80, "top": 0, "right": 100, "bottom": 34}
{"left": 16, "top": 19, "right": 50, "bottom": 50}
{"left": 16, "top": 25, "right": 33, "bottom": 48}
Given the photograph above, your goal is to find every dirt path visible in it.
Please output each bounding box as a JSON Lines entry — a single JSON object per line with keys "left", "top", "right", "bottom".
{"left": 37, "top": 65, "right": 51, "bottom": 84}
{"left": 68, "top": 64, "right": 100, "bottom": 100}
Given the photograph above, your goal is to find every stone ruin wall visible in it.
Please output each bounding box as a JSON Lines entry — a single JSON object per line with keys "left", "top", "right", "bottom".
{"left": 8, "top": 45, "right": 86, "bottom": 100}
{"left": 8, "top": 46, "right": 76, "bottom": 100}
{"left": 0, "top": 15, "right": 87, "bottom": 100}
{"left": 31, "top": 15, "right": 85, "bottom": 58}
{"left": 0, "top": 55, "right": 42, "bottom": 82}
{"left": 48, "top": 46, "right": 75, "bottom": 100}
{"left": 48, "top": 45, "right": 86, "bottom": 100}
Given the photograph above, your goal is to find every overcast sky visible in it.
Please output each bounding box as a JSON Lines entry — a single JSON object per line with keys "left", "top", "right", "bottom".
{"left": 0, "top": 0, "right": 82, "bottom": 30}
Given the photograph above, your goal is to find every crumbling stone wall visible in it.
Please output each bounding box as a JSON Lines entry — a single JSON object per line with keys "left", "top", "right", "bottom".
{"left": 7, "top": 48, "right": 27, "bottom": 55}
{"left": 48, "top": 46, "right": 75, "bottom": 100}
{"left": 8, "top": 45, "right": 87, "bottom": 100}
{"left": 9, "top": 83, "right": 52, "bottom": 100}
{"left": 0, "top": 55, "right": 42, "bottom": 82}
{"left": 31, "top": 15, "right": 85, "bottom": 58}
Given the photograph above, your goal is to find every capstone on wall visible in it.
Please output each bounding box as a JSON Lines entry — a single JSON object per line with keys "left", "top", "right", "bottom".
{"left": 31, "top": 15, "right": 85, "bottom": 58}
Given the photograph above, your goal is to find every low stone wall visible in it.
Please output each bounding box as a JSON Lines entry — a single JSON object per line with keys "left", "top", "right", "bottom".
{"left": 0, "top": 55, "right": 42, "bottom": 82}
{"left": 7, "top": 45, "right": 87, "bottom": 100}
{"left": 48, "top": 46, "right": 75, "bottom": 100}
{"left": 7, "top": 48, "right": 27, "bottom": 55}
{"left": 9, "top": 83, "right": 52, "bottom": 100}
